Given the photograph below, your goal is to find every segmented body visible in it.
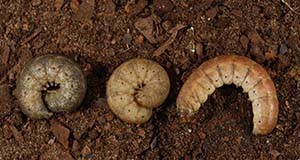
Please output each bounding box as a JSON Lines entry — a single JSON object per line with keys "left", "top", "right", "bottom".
{"left": 176, "top": 55, "right": 279, "bottom": 135}
{"left": 16, "top": 54, "right": 87, "bottom": 119}
{"left": 107, "top": 58, "right": 170, "bottom": 124}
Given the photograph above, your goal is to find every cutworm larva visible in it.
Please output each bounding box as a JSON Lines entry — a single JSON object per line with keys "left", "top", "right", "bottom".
{"left": 16, "top": 54, "right": 87, "bottom": 119}
{"left": 176, "top": 55, "right": 279, "bottom": 135}
{"left": 107, "top": 58, "right": 170, "bottom": 124}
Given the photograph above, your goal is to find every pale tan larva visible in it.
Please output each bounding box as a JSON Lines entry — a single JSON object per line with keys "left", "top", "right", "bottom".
{"left": 16, "top": 54, "right": 87, "bottom": 119}
{"left": 176, "top": 55, "right": 279, "bottom": 135}
{"left": 107, "top": 58, "right": 170, "bottom": 124}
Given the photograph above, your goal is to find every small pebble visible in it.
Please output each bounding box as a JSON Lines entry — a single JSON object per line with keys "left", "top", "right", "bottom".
{"left": 32, "top": 0, "right": 42, "bottom": 6}
{"left": 279, "top": 43, "right": 288, "bottom": 54}
{"left": 81, "top": 145, "right": 91, "bottom": 157}
{"left": 122, "top": 33, "right": 132, "bottom": 45}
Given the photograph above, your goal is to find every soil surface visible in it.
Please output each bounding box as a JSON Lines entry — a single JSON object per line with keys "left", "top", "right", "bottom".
{"left": 0, "top": 0, "right": 300, "bottom": 159}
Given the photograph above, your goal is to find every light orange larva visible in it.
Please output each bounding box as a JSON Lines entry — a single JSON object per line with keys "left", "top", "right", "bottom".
{"left": 107, "top": 58, "right": 170, "bottom": 124}
{"left": 176, "top": 55, "right": 279, "bottom": 135}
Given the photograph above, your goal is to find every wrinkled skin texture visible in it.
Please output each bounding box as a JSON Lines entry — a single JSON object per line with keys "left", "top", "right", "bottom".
{"left": 16, "top": 54, "right": 87, "bottom": 119}
{"left": 177, "top": 55, "right": 278, "bottom": 135}
{"left": 107, "top": 58, "right": 170, "bottom": 124}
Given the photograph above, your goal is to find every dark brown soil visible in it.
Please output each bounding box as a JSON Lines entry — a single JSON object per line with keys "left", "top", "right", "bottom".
{"left": 0, "top": 0, "right": 300, "bottom": 159}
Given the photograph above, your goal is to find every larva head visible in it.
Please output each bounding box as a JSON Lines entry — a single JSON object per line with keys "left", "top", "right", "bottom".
{"left": 16, "top": 54, "right": 87, "bottom": 119}
{"left": 106, "top": 58, "right": 170, "bottom": 124}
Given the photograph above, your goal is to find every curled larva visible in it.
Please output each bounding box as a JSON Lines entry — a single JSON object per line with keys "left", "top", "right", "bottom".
{"left": 16, "top": 54, "right": 87, "bottom": 119}
{"left": 107, "top": 58, "right": 170, "bottom": 124}
{"left": 176, "top": 55, "right": 279, "bottom": 135}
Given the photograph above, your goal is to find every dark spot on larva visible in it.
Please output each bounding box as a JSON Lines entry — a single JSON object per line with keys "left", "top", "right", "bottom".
{"left": 258, "top": 120, "right": 261, "bottom": 123}
{"left": 245, "top": 81, "right": 248, "bottom": 84}
{"left": 120, "top": 97, "right": 123, "bottom": 100}
{"left": 129, "top": 71, "right": 132, "bottom": 74}
{"left": 253, "top": 90, "right": 255, "bottom": 93}
{"left": 142, "top": 67, "right": 144, "bottom": 70}
{"left": 257, "top": 103, "right": 259, "bottom": 106}
{"left": 208, "top": 88, "right": 210, "bottom": 90}
{"left": 215, "top": 79, "right": 218, "bottom": 82}
{"left": 128, "top": 109, "right": 131, "bottom": 112}
{"left": 225, "top": 75, "right": 227, "bottom": 78}
{"left": 152, "top": 70, "right": 155, "bottom": 73}
{"left": 141, "top": 116, "right": 145, "bottom": 118}
{"left": 236, "top": 76, "right": 239, "bottom": 79}
{"left": 16, "top": 54, "right": 87, "bottom": 119}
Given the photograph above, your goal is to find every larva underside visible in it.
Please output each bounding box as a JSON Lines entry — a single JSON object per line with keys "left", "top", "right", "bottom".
{"left": 16, "top": 55, "right": 87, "bottom": 119}
{"left": 107, "top": 58, "right": 170, "bottom": 124}
{"left": 176, "top": 55, "right": 279, "bottom": 135}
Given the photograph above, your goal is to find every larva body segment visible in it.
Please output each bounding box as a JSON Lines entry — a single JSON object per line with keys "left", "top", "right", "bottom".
{"left": 107, "top": 58, "right": 170, "bottom": 124}
{"left": 16, "top": 54, "right": 87, "bottom": 119}
{"left": 177, "top": 55, "right": 279, "bottom": 135}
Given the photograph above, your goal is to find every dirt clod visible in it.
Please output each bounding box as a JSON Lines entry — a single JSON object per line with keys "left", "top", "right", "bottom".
{"left": 134, "top": 16, "right": 158, "bottom": 44}
{"left": 51, "top": 121, "right": 70, "bottom": 149}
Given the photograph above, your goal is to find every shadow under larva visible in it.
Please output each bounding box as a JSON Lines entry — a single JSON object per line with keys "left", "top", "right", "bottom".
{"left": 176, "top": 55, "right": 279, "bottom": 135}
{"left": 16, "top": 54, "right": 87, "bottom": 119}
{"left": 106, "top": 58, "right": 170, "bottom": 124}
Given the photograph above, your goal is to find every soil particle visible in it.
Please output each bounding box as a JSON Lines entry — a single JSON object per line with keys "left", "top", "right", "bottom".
{"left": 205, "top": 7, "right": 218, "bottom": 20}
{"left": 122, "top": 33, "right": 132, "bottom": 45}
{"left": 2, "top": 124, "right": 13, "bottom": 139}
{"left": 54, "top": 0, "right": 65, "bottom": 10}
{"left": 248, "top": 31, "right": 265, "bottom": 63}
{"left": 136, "top": 128, "right": 146, "bottom": 138}
{"left": 81, "top": 145, "right": 92, "bottom": 157}
{"left": 0, "top": 84, "right": 12, "bottom": 117}
{"left": 72, "top": 0, "right": 95, "bottom": 23}
{"left": 31, "top": 0, "right": 42, "bottom": 7}
{"left": 125, "top": 0, "right": 148, "bottom": 17}
{"left": 41, "top": 144, "right": 74, "bottom": 160}
{"left": 0, "top": 45, "right": 10, "bottom": 65}
{"left": 198, "top": 131, "right": 206, "bottom": 140}
{"left": 134, "top": 16, "right": 158, "bottom": 44}
{"left": 269, "top": 149, "right": 281, "bottom": 159}
{"left": 72, "top": 140, "right": 80, "bottom": 152}
{"left": 153, "top": 24, "right": 186, "bottom": 56}
{"left": 239, "top": 35, "right": 249, "bottom": 51}
{"left": 153, "top": 0, "right": 174, "bottom": 15}
{"left": 9, "top": 124, "right": 24, "bottom": 143}
{"left": 195, "top": 43, "right": 204, "bottom": 58}
{"left": 50, "top": 121, "right": 70, "bottom": 149}
{"left": 279, "top": 43, "right": 288, "bottom": 54}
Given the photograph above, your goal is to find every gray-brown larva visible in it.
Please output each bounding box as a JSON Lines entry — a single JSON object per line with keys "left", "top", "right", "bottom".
{"left": 106, "top": 58, "right": 170, "bottom": 124}
{"left": 176, "top": 55, "right": 279, "bottom": 135}
{"left": 16, "top": 54, "right": 87, "bottom": 119}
